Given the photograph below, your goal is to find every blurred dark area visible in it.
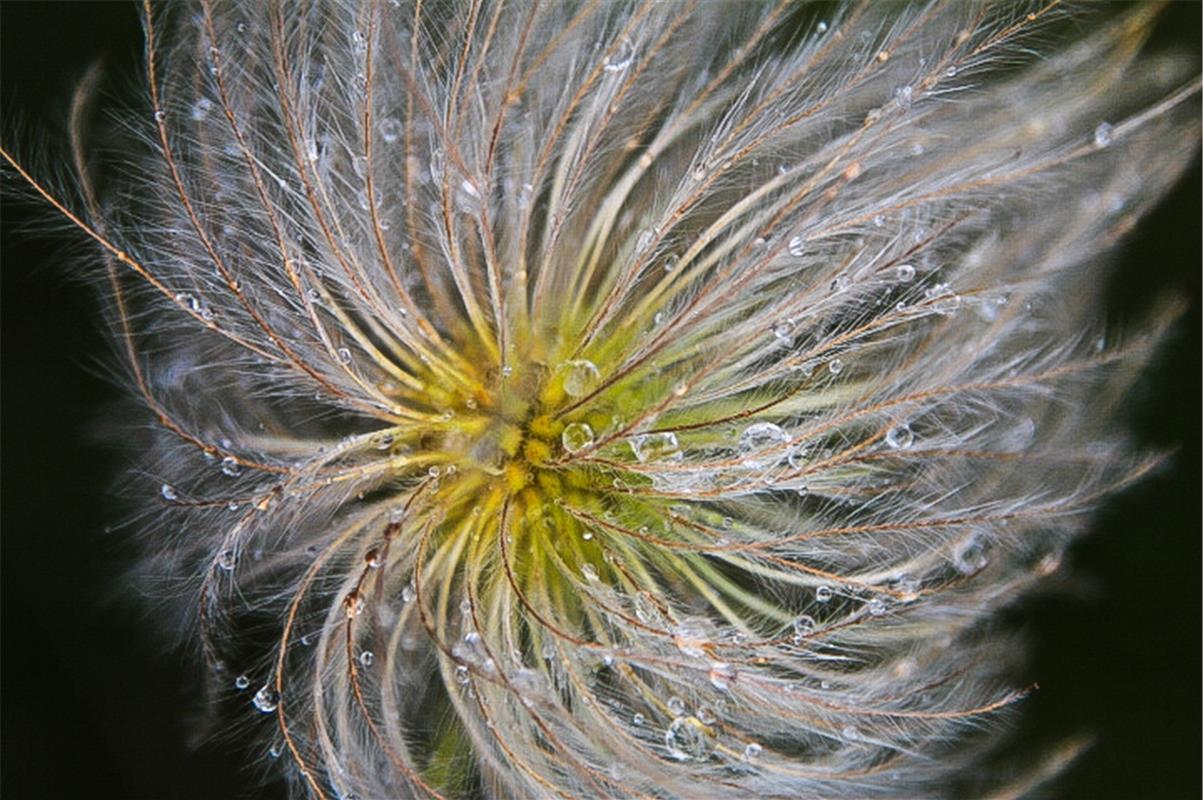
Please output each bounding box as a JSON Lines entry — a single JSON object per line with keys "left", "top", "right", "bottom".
{"left": 1, "top": 3, "right": 1197, "bottom": 799}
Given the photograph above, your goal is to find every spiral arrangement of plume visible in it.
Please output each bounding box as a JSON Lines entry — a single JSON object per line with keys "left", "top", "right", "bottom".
{"left": 5, "top": 2, "right": 1198, "bottom": 798}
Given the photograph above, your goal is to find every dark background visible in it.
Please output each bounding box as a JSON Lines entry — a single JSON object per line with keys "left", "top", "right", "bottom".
{"left": 2, "top": 3, "right": 1198, "bottom": 799}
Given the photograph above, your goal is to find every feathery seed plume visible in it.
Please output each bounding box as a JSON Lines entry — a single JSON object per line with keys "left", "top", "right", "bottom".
{"left": 3, "top": 2, "right": 1199, "bottom": 798}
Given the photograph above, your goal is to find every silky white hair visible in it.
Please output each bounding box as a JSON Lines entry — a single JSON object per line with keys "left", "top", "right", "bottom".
{"left": 5, "top": 1, "right": 1198, "bottom": 798}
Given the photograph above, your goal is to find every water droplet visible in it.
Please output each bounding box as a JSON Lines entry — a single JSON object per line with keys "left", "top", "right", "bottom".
{"left": 954, "top": 535, "right": 991, "bottom": 574}
{"left": 561, "top": 422, "right": 595, "bottom": 453}
{"left": 665, "top": 716, "right": 711, "bottom": 761}
{"left": 885, "top": 424, "right": 914, "bottom": 449}
{"left": 344, "top": 591, "right": 364, "bottom": 617}
{"left": 667, "top": 696, "right": 686, "bottom": 716}
{"left": 401, "top": 582, "right": 416, "bottom": 603}
{"left": 791, "top": 615, "right": 816, "bottom": 643}
{"left": 219, "top": 456, "right": 242, "bottom": 477}
{"left": 815, "top": 585, "right": 833, "bottom": 603}
{"left": 894, "top": 85, "right": 913, "bottom": 110}
{"left": 1093, "top": 122, "right": 1113, "bottom": 148}
{"left": 816, "top": 21, "right": 829, "bottom": 33}
{"left": 160, "top": 483, "right": 178, "bottom": 501}
{"left": 827, "top": 358, "right": 844, "bottom": 375}
{"left": 772, "top": 320, "right": 794, "bottom": 345}
{"left": 603, "top": 39, "right": 634, "bottom": 73}
{"left": 190, "top": 98, "right": 213, "bottom": 121}
{"left": 788, "top": 235, "right": 805, "bottom": 257}
{"left": 217, "top": 549, "right": 236, "bottom": 571}
{"left": 175, "top": 292, "right": 199, "bottom": 312}
{"left": 337, "top": 347, "right": 353, "bottom": 365}
{"left": 455, "top": 665, "right": 470, "bottom": 684}
{"left": 739, "top": 422, "right": 791, "bottom": 467}
{"left": 455, "top": 179, "right": 482, "bottom": 214}
{"left": 632, "top": 712, "right": 645, "bottom": 726}
{"left": 252, "top": 685, "right": 280, "bottom": 713}
{"left": 743, "top": 742, "right": 763, "bottom": 761}
{"left": 234, "top": 674, "right": 250, "bottom": 690}
{"left": 841, "top": 724, "right": 859, "bottom": 741}
{"left": 933, "top": 293, "right": 961, "bottom": 315}
{"left": 708, "top": 662, "right": 735, "bottom": 691}
{"left": 153, "top": 110, "right": 167, "bottom": 123}
{"left": 560, "top": 359, "right": 601, "bottom": 397}
{"left": 628, "top": 431, "right": 682, "bottom": 463}
{"left": 364, "top": 547, "right": 382, "bottom": 569}
{"left": 867, "top": 598, "right": 887, "bottom": 616}
{"left": 359, "top": 650, "right": 375, "bottom": 668}
{"left": 894, "top": 263, "right": 915, "bottom": 282}
{"left": 378, "top": 117, "right": 401, "bottom": 143}
{"left": 581, "top": 563, "right": 599, "bottom": 582}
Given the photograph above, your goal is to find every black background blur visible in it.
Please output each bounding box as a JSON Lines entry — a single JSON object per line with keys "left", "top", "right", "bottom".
{"left": 1, "top": 3, "right": 1198, "bottom": 799}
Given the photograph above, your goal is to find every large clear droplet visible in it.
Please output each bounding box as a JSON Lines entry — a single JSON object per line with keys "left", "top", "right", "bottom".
{"left": 738, "top": 422, "right": 790, "bottom": 467}
{"left": 561, "top": 422, "right": 595, "bottom": 453}
{"left": 628, "top": 431, "right": 682, "bottom": 463}
{"left": 665, "top": 716, "right": 711, "bottom": 761}
{"left": 560, "top": 359, "right": 601, "bottom": 398}
{"left": 885, "top": 424, "right": 914, "bottom": 449}
{"left": 252, "top": 685, "right": 280, "bottom": 713}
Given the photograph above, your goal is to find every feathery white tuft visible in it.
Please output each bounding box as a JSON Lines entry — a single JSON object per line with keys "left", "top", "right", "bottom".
{"left": 5, "top": 2, "right": 1199, "bottom": 798}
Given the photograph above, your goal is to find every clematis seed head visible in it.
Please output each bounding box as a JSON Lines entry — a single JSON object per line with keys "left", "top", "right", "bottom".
{"left": 3, "top": 1, "right": 1198, "bottom": 798}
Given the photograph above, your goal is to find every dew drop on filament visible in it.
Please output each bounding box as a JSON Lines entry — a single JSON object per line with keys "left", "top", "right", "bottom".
{"left": 560, "top": 359, "right": 601, "bottom": 398}
{"left": 885, "top": 424, "right": 914, "bottom": 449}
{"left": 252, "top": 685, "right": 280, "bottom": 713}
{"left": 561, "top": 422, "right": 595, "bottom": 453}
